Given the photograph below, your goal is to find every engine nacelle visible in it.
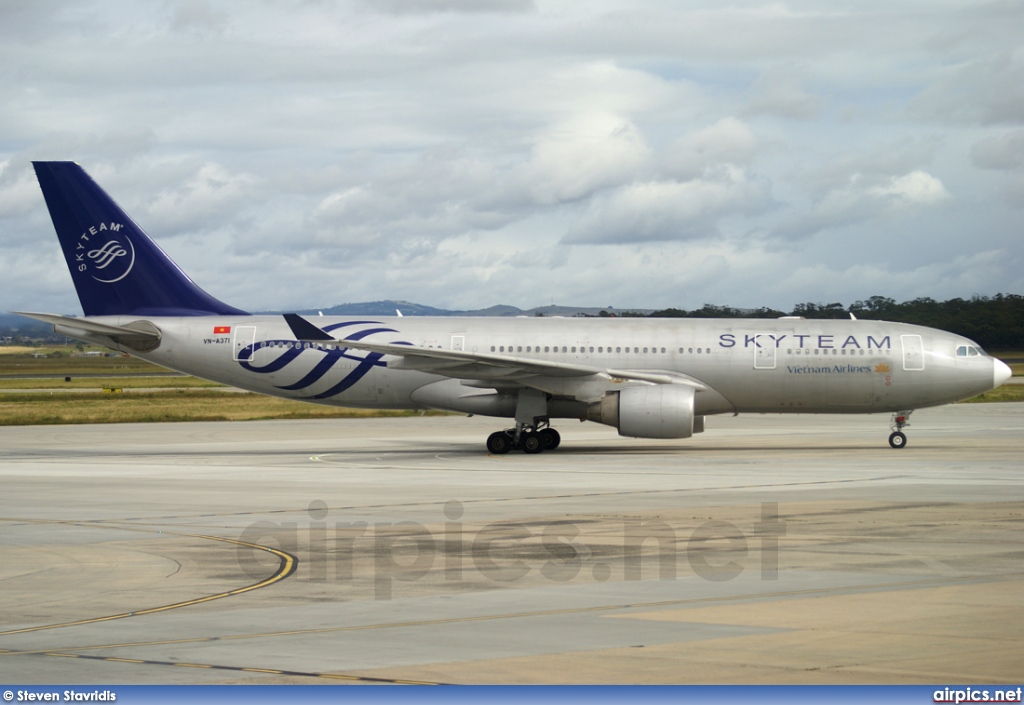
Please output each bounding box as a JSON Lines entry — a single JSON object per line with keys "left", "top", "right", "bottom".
{"left": 586, "top": 385, "right": 697, "bottom": 439}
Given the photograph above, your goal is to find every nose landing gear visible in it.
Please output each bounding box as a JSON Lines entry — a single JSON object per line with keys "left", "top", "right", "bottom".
{"left": 888, "top": 410, "right": 913, "bottom": 449}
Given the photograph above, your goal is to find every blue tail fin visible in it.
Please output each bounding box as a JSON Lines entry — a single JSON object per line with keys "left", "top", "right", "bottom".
{"left": 33, "top": 161, "right": 248, "bottom": 317}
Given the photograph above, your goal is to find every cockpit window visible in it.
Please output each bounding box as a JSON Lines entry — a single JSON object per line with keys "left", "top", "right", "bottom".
{"left": 956, "top": 345, "right": 983, "bottom": 357}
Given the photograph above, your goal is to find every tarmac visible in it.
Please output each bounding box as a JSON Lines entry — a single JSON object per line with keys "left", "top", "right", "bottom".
{"left": 0, "top": 404, "right": 1022, "bottom": 685}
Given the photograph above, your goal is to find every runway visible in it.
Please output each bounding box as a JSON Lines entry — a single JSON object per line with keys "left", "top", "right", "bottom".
{"left": 1, "top": 404, "right": 1022, "bottom": 684}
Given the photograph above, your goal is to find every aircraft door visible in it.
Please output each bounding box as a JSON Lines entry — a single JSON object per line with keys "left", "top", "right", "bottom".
{"left": 901, "top": 334, "right": 924, "bottom": 371}
{"left": 451, "top": 335, "right": 465, "bottom": 351}
{"left": 753, "top": 333, "right": 777, "bottom": 369}
{"left": 233, "top": 326, "right": 257, "bottom": 362}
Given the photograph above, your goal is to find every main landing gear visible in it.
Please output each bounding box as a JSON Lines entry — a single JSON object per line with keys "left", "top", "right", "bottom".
{"left": 888, "top": 410, "right": 913, "bottom": 449}
{"left": 486, "top": 423, "right": 561, "bottom": 455}
{"left": 487, "top": 388, "right": 561, "bottom": 454}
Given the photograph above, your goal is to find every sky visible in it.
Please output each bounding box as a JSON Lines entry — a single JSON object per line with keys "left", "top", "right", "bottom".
{"left": 1, "top": 0, "right": 1022, "bottom": 315}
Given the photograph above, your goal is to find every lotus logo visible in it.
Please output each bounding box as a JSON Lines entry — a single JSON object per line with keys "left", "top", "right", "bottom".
{"left": 874, "top": 363, "right": 891, "bottom": 373}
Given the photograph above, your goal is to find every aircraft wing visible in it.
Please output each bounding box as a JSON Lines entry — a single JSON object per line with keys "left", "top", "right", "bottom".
{"left": 284, "top": 313, "right": 702, "bottom": 388}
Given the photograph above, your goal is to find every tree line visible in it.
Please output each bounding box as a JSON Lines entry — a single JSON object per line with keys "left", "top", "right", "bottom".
{"left": 4, "top": 293, "right": 1022, "bottom": 351}
{"left": 636, "top": 294, "right": 1024, "bottom": 351}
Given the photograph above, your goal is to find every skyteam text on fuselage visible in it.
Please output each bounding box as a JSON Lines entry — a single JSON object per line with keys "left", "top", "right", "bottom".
{"left": 17, "top": 162, "right": 1012, "bottom": 453}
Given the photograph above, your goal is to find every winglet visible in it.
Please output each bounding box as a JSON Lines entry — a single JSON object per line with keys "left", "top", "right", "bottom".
{"left": 284, "top": 313, "right": 335, "bottom": 342}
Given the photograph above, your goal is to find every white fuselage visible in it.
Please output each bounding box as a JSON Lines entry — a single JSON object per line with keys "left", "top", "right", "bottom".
{"left": 58, "top": 315, "right": 1004, "bottom": 420}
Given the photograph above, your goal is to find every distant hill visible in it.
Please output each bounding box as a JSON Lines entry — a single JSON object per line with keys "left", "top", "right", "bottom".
{"left": 7, "top": 295, "right": 1023, "bottom": 349}
{"left": 268, "top": 300, "right": 652, "bottom": 318}
{"left": 0, "top": 303, "right": 647, "bottom": 340}
{"left": 0, "top": 313, "right": 53, "bottom": 337}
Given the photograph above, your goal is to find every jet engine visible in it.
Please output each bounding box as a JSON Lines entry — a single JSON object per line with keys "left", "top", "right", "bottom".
{"left": 586, "top": 385, "right": 700, "bottom": 439}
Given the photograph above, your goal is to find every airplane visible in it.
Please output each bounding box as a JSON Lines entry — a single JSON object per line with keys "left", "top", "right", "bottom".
{"left": 15, "top": 161, "right": 1013, "bottom": 453}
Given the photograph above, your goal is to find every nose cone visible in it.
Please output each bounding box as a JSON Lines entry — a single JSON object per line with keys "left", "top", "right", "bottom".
{"left": 993, "top": 358, "right": 1012, "bottom": 388}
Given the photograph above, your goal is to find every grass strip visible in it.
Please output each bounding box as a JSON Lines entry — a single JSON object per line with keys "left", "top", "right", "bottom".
{"left": 0, "top": 390, "right": 449, "bottom": 425}
{"left": 958, "top": 386, "right": 1024, "bottom": 403}
{"left": 0, "top": 376, "right": 222, "bottom": 390}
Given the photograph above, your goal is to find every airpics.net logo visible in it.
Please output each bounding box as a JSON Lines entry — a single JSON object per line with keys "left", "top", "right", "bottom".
{"left": 74, "top": 222, "right": 135, "bottom": 283}
{"left": 235, "top": 500, "right": 787, "bottom": 601}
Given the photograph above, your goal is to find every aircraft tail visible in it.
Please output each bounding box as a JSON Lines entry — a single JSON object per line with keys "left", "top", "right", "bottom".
{"left": 32, "top": 161, "right": 248, "bottom": 317}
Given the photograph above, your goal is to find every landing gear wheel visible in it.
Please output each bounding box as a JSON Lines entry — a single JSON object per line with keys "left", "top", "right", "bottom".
{"left": 487, "top": 431, "right": 512, "bottom": 455}
{"left": 888, "top": 410, "right": 913, "bottom": 449}
{"left": 888, "top": 431, "right": 907, "bottom": 449}
{"left": 539, "top": 428, "right": 561, "bottom": 450}
{"left": 522, "top": 432, "right": 544, "bottom": 454}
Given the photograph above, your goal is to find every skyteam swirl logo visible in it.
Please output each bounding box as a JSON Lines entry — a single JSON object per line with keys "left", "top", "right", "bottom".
{"left": 89, "top": 240, "right": 128, "bottom": 269}
{"left": 74, "top": 222, "right": 135, "bottom": 283}
{"left": 235, "top": 321, "right": 411, "bottom": 399}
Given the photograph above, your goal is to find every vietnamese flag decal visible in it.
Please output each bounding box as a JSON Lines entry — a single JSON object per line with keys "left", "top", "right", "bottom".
{"left": 214, "top": 326, "right": 231, "bottom": 334}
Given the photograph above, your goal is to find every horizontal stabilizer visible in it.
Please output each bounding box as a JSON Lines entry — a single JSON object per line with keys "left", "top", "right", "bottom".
{"left": 13, "top": 311, "right": 161, "bottom": 340}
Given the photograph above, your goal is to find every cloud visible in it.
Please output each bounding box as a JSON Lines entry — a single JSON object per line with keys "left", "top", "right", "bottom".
{"left": 144, "top": 163, "right": 259, "bottom": 233}
{"left": 520, "top": 113, "right": 652, "bottom": 204}
{"left": 366, "top": 0, "right": 535, "bottom": 14}
{"left": 744, "top": 66, "right": 823, "bottom": 119}
{"left": 308, "top": 146, "right": 519, "bottom": 253}
{"left": 660, "top": 117, "right": 762, "bottom": 180}
{"left": 563, "top": 165, "right": 774, "bottom": 245}
{"left": 869, "top": 170, "right": 950, "bottom": 205}
{"left": 1, "top": 3, "right": 1022, "bottom": 314}
{"left": 772, "top": 169, "right": 950, "bottom": 241}
{"left": 770, "top": 250, "right": 1018, "bottom": 307}
{"left": 971, "top": 130, "right": 1024, "bottom": 171}
{"left": 168, "top": 0, "right": 229, "bottom": 36}
{"left": 0, "top": 160, "right": 40, "bottom": 221}
{"left": 909, "top": 50, "right": 1024, "bottom": 125}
